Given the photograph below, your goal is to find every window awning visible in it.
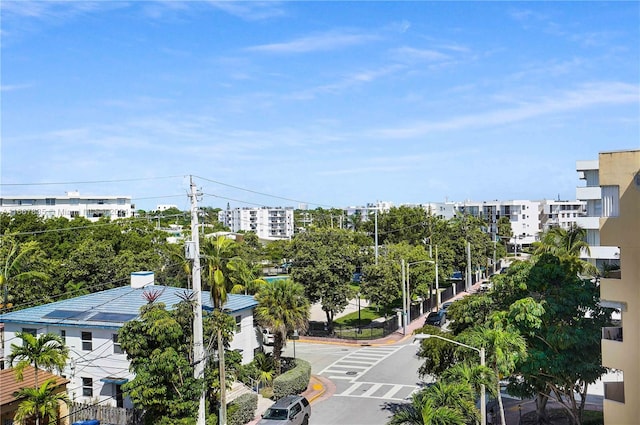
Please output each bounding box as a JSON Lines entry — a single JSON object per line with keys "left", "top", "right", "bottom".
{"left": 100, "top": 376, "right": 128, "bottom": 385}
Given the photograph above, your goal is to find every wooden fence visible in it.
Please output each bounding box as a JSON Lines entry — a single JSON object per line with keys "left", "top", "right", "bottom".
{"left": 68, "top": 402, "right": 144, "bottom": 425}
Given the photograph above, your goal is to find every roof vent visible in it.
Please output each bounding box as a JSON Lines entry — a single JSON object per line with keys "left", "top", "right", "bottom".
{"left": 131, "top": 271, "right": 154, "bottom": 288}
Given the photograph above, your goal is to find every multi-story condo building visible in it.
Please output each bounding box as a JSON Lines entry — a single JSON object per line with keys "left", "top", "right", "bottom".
{"left": 0, "top": 191, "right": 134, "bottom": 222}
{"left": 579, "top": 150, "right": 639, "bottom": 424}
{"left": 538, "top": 199, "right": 586, "bottom": 232}
{"left": 218, "top": 206, "right": 294, "bottom": 240}
{"left": 455, "top": 200, "right": 540, "bottom": 248}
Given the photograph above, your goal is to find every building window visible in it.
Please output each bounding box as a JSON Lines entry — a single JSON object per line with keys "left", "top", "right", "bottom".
{"left": 22, "top": 328, "right": 37, "bottom": 337}
{"left": 70, "top": 211, "right": 80, "bottom": 218}
{"left": 235, "top": 315, "right": 242, "bottom": 333}
{"left": 60, "top": 330, "right": 66, "bottom": 343}
{"left": 113, "top": 334, "right": 123, "bottom": 354}
{"left": 45, "top": 198, "right": 56, "bottom": 205}
{"left": 82, "top": 377, "right": 93, "bottom": 397}
{"left": 602, "top": 186, "right": 619, "bottom": 217}
{"left": 117, "top": 210, "right": 127, "bottom": 218}
{"left": 82, "top": 332, "right": 92, "bottom": 351}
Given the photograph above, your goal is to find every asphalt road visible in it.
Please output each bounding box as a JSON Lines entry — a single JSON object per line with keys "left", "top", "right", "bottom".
{"left": 282, "top": 340, "right": 429, "bottom": 425}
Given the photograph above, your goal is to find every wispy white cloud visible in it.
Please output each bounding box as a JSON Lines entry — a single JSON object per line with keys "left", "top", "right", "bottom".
{"left": 390, "top": 46, "right": 449, "bottom": 63}
{"left": 246, "top": 30, "right": 380, "bottom": 54}
{"left": 0, "top": 83, "right": 33, "bottom": 92}
{"left": 370, "top": 82, "right": 639, "bottom": 139}
{"left": 287, "top": 64, "right": 404, "bottom": 100}
{"left": 207, "top": 0, "right": 286, "bottom": 21}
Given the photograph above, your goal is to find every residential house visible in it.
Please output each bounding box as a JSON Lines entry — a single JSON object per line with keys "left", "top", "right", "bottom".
{"left": 0, "top": 365, "right": 70, "bottom": 425}
{"left": 0, "top": 272, "right": 260, "bottom": 409}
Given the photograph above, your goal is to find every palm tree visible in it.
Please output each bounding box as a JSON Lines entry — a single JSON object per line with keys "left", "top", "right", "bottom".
{"left": 441, "top": 362, "right": 498, "bottom": 403}
{"left": 9, "top": 332, "right": 68, "bottom": 425}
{"left": 533, "top": 225, "right": 597, "bottom": 276}
{"left": 1, "top": 236, "right": 48, "bottom": 312}
{"left": 387, "top": 382, "right": 472, "bottom": 425}
{"left": 9, "top": 332, "right": 68, "bottom": 389}
{"left": 254, "top": 278, "right": 310, "bottom": 375}
{"left": 463, "top": 326, "right": 527, "bottom": 425}
{"left": 535, "top": 225, "right": 590, "bottom": 257}
{"left": 202, "top": 235, "right": 242, "bottom": 425}
{"left": 13, "top": 378, "right": 70, "bottom": 425}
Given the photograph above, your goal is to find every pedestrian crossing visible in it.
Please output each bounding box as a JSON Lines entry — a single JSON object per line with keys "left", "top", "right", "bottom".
{"left": 318, "top": 345, "right": 419, "bottom": 401}
{"left": 318, "top": 345, "right": 402, "bottom": 380}
{"left": 334, "top": 381, "right": 417, "bottom": 401}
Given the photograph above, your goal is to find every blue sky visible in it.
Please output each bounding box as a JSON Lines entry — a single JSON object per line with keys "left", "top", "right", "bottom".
{"left": 1, "top": 1, "right": 638, "bottom": 211}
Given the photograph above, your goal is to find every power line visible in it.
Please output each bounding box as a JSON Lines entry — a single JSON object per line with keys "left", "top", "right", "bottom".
{"left": 195, "top": 175, "right": 334, "bottom": 209}
{"left": 0, "top": 176, "right": 185, "bottom": 187}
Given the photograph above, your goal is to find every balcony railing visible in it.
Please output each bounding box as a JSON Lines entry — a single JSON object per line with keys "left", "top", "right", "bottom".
{"left": 604, "top": 381, "right": 625, "bottom": 403}
{"left": 602, "top": 326, "right": 623, "bottom": 342}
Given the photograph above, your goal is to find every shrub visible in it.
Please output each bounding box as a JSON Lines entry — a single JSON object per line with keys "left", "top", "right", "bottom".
{"left": 273, "top": 358, "right": 311, "bottom": 400}
{"left": 228, "top": 392, "right": 258, "bottom": 425}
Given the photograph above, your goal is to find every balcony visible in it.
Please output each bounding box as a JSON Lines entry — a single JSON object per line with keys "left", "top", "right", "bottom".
{"left": 602, "top": 326, "right": 623, "bottom": 342}
{"left": 575, "top": 216, "right": 600, "bottom": 230}
{"left": 576, "top": 186, "right": 601, "bottom": 200}
{"left": 604, "top": 381, "right": 625, "bottom": 403}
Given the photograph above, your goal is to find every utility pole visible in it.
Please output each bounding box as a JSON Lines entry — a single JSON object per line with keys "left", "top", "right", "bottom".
{"left": 466, "top": 241, "right": 472, "bottom": 292}
{"left": 435, "top": 244, "right": 439, "bottom": 311}
{"left": 374, "top": 206, "right": 379, "bottom": 265}
{"left": 189, "top": 176, "right": 206, "bottom": 425}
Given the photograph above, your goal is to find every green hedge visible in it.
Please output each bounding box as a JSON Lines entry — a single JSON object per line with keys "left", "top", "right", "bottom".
{"left": 273, "top": 358, "right": 311, "bottom": 400}
{"left": 228, "top": 392, "right": 258, "bottom": 425}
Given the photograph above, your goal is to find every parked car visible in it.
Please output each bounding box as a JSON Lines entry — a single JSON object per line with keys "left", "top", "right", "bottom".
{"left": 258, "top": 395, "right": 311, "bottom": 425}
{"left": 440, "top": 301, "right": 453, "bottom": 313}
{"left": 424, "top": 311, "right": 446, "bottom": 327}
{"left": 259, "top": 326, "right": 275, "bottom": 345}
{"left": 479, "top": 281, "right": 493, "bottom": 292}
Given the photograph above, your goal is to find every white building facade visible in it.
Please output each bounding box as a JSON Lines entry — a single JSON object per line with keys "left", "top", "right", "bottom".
{"left": 454, "top": 200, "right": 540, "bottom": 247}
{"left": 0, "top": 191, "right": 135, "bottom": 222}
{"left": 218, "top": 206, "right": 294, "bottom": 240}
{"left": 538, "top": 199, "right": 587, "bottom": 232}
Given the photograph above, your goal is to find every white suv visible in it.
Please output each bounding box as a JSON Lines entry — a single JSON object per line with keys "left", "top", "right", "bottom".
{"left": 258, "top": 395, "right": 311, "bottom": 425}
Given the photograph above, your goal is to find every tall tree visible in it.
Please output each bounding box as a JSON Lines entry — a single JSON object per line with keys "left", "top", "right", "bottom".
{"left": 287, "top": 228, "right": 358, "bottom": 333}
{"left": 13, "top": 378, "right": 70, "bottom": 425}
{"left": 491, "top": 255, "right": 610, "bottom": 424}
{"left": 254, "top": 278, "right": 310, "bottom": 374}
{"left": 462, "top": 325, "right": 528, "bottom": 425}
{"left": 119, "top": 299, "right": 238, "bottom": 424}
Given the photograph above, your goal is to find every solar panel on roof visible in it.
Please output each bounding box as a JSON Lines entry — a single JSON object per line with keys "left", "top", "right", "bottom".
{"left": 43, "top": 309, "right": 85, "bottom": 320}
{"left": 88, "top": 312, "right": 138, "bottom": 323}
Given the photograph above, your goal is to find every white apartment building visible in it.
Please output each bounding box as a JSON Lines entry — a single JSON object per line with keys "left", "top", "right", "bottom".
{"left": 538, "top": 199, "right": 586, "bottom": 232}
{"left": 0, "top": 191, "right": 135, "bottom": 222}
{"left": 0, "top": 272, "right": 260, "bottom": 409}
{"left": 218, "top": 206, "right": 294, "bottom": 240}
{"left": 455, "top": 200, "right": 540, "bottom": 247}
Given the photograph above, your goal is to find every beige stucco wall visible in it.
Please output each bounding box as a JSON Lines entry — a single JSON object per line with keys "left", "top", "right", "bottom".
{"left": 598, "top": 150, "right": 640, "bottom": 424}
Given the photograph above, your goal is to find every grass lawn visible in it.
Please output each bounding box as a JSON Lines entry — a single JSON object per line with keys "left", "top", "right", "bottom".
{"left": 334, "top": 305, "right": 388, "bottom": 326}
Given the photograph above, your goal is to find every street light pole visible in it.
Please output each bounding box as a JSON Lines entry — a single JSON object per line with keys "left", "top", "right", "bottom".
{"left": 401, "top": 259, "right": 406, "bottom": 335}
{"left": 414, "top": 334, "right": 486, "bottom": 425}
{"left": 406, "top": 257, "right": 437, "bottom": 318}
